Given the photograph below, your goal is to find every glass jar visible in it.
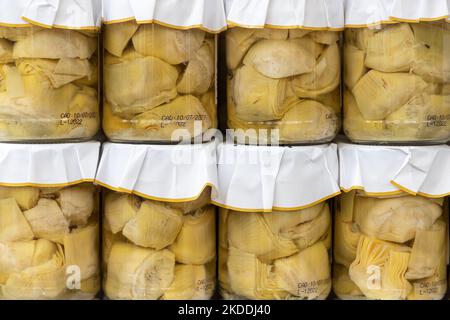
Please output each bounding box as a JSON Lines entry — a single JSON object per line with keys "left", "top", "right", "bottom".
{"left": 333, "top": 191, "right": 448, "bottom": 300}
{"left": 102, "top": 188, "right": 216, "bottom": 300}
{"left": 226, "top": 27, "right": 341, "bottom": 145}
{"left": 0, "top": 183, "right": 100, "bottom": 299}
{"left": 344, "top": 22, "right": 450, "bottom": 144}
{"left": 0, "top": 26, "right": 100, "bottom": 142}
{"left": 103, "top": 22, "right": 217, "bottom": 143}
{"left": 219, "top": 202, "right": 332, "bottom": 300}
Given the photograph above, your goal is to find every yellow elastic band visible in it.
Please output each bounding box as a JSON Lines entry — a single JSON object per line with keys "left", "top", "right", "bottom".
{"left": 20, "top": 16, "right": 99, "bottom": 31}
{"left": 340, "top": 186, "right": 405, "bottom": 197}
{"left": 345, "top": 15, "right": 449, "bottom": 28}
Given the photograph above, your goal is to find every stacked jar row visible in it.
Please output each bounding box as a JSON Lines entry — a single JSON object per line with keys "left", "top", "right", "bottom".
{"left": 0, "top": 185, "right": 447, "bottom": 300}
{"left": 1, "top": 22, "right": 449, "bottom": 144}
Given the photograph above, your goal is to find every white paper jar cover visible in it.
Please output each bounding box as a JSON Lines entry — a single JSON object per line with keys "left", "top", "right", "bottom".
{"left": 101, "top": 0, "right": 226, "bottom": 143}
{"left": 215, "top": 142, "right": 339, "bottom": 300}
{"left": 334, "top": 143, "right": 450, "bottom": 300}
{"left": 95, "top": 142, "right": 218, "bottom": 300}
{"left": 0, "top": 0, "right": 101, "bottom": 142}
{"left": 0, "top": 142, "right": 101, "bottom": 300}
{"left": 343, "top": 0, "right": 450, "bottom": 144}
{"left": 223, "top": 0, "right": 344, "bottom": 145}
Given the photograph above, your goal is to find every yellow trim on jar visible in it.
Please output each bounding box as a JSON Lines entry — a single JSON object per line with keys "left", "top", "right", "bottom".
{"left": 211, "top": 191, "right": 341, "bottom": 213}
{"left": 20, "top": 16, "right": 100, "bottom": 31}
{"left": 345, "top": 15, "right": 450, "bottom": 28}
{"left": 340, "top": 186, "right": 405, "bottom": 197}
{"left": 390, "top": 180, "right": 450, "bottom": 199}
{"left": 227, "top": 20, "right": 344, "bottom": 31}
{"left": 102, "top": 18, "right": 226, "bottom": 34}
{"left": 0, "top": 179, "right": 94, "bottom": 188}
{"left": 0, "top": 22, "right": 31, "bottom": 27}
{"left": 94, "top": 180, "right": 217, "bottom": 204}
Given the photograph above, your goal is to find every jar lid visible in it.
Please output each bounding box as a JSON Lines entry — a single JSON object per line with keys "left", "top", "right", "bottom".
{"left": 102, "top": 0, "right": 227, "bottom": 33}
{"left": 0, "top": 142, "right": 100, "bottom": 187}
{"left": 95, "top": 142, "right": 218, "bottom": 202}
{"left": 339, "top": 143, "right": 450, "bottom": 198}
{"left": 345, "top": 0, "right": 450, "bottom": 27}
{"left": 0, "top": 0, "right": 102, "bottom": 30}
{"left": 224, "top": 0, "right": 344, "bottom": 30}
{"left": 212, "top": 142, "right": 340, "bottom": 212}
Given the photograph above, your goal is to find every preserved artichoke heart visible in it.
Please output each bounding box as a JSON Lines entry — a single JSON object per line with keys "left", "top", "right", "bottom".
{"left": 243, "top": 39, "right": 316, "bottom": 78}
{"left": 57, "top": 185, "right": 95, "bottom": 227}
{"left": 334, "top": 211, "right": 361, "bottom": 268}
{"left": 17, "top": 58, "right": 92, "bottom": 89}
{"left": 278, "top": 99, "right": 337, "bottom": 142}
{"left": 23, "top": 199, "right": 69, "bottom": 244}
{"left": 0, "top": 27, "right": 37, "bottom": 42}
{"left": 365, "top": 24, "right": 415, "bottom": 72}
{"left": 411, "top": 23, "right": 450, "bottom": 83}
{"left": 132, "top": 24, "right": 205, "bottom": 65}
{"left": 122, "top": 200, "right": 183, "bottom": 250}
{"left": 273, "top": 242, "right": 331, "bottom": 300}
{"left": 177, "top": 42, "right": 214, "bottom": 95}
{"left": 309, "top": 31, "right": 339, "bottom": 45}
{"left": 64, "top": 224, "right": 99, "bottom": 281}
{"left": 164, "top": 263, "right": 214, "bottom": 300}
{"left": 0, "top": 239, "right": 57, "bottom": 284}
{"left": 226, "top": 27, "right": 288, "bottom": 70}
{"left": 353, "top": 195, "right": 442, "bottom": 243}
{"left": 0, "top": 39, "right": 13, "bottom": 63}
{"left": 0, "top": 186, "right": 39, "bottom": 210}
{"left": 132, "top": 95, "right": 211, "bottom": 139}
{"left": 333, "top": 264, "right": 363, "bottom": 298}
{"left": 0, "top": 198, "right": 34, "bottom": 242}
{"left": 170, "top": 206, "right": 216, "bottom": 265}
{"left": 104, "top": 54, "right": 178, "bottom": 117}
{"left": 232, "top": 65, "right": 288, "bottom": 121}
{"left": 291, "top": 43, "right": 340, "bottom": 98}
{"left": 104, "top": 21, "right": 139, "bottom": 57}
{"left": 104, "top": 192, "right": 140, "bottom": 234}
{"left": 2, "top": 248, "right": 66, "bottom": 299}
{"left": 227, "top": 212, "right": 297, "bottom": 263}
{"left": 406, "top": 220, "right": 446, "bottom": 280}
{"left": 352, "top": 71, "right": 427, "bottom": 121}
{"left": 227, "top": 246, "right": 287, "bottom": 300}
{"left": 349, "top": 236, "right": 412, "bottom": 300}
{"left": 105, "top": 242, "right": 175, "bottom": 300}
{"left": 103, "top": 101, "right": 132, "bottom": 136}
{"left": 168, "top": 188, "right": 211, "bottom": 214}
{"left": 13, "top": 29, "right": 97, "bottom": 59}
{"left": 344, "top": 44, "right": 367, "bottom": 89}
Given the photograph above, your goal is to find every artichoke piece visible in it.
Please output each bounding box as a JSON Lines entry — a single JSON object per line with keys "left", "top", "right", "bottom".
{"left": 411, "top": 23, "right": 450, "bottom": 83}
{"left": 406, "top": 220, "right": 446, "bottom": 280}
{"left": 0, "top": 39, "right": 13, "bottom": 63}
{"left": 291, "top": 43, "right": 340, "bottom": 98}
{"left": 23, "top": 198, "right": 69, "bottom": 244}
{"left": 0, "top": 239, "right": 57, "bottom": 284}
{"left": 273, "top": 242, "right": 331, "bottom": 300}
{"left": 104, "top": 21, "right": 139, "bottom": 57}
{"left": 344, "top": 44, "right": 367, "bottom": 89}
{"left": 0, "top": 186, "right": 39, "bottom": 210}
{"left": 349, "top": 236, "right": 412, "bottom": 300}
{"left": 243, "top": 39, "right": 316, "bottom": 78}
{"left": 102, "top": 101, "right": 133, "bottom": 138}
{"left": 105, "top": 242, "right": 175, "bottom": 300}
{"left": 201, "top": 91, "right": 217, "bottom": 129}
{"left": 170, "top": 206, "right": 216, "bottom": 265}
{"left": 177, "top": 42, "right": 214, "bottom": 95}
{"left": 164, "top": 263, "right": 215, "bottom": 300}
{"left": 57, "top": 185, "right": 95, "bottom": 227}
{"left": 332, "top": 264, "right": 363, "bottom": 299}
{"left": 227, "top": 212, "right": 297, "bottom": 263}
{"left": 132, "top": 24, "right": 205, "bottom": 65}
{"left": 365, "top": 23, "right": 415, "bottom": 72}
{"left": 353, "top": 195, "right": 442, "bottom": 243}
{"left": 122, "top": 200, "right": 183, "bottom": 250}
{"left": 232, "top": 65, "right": 288, "bottom": 121}
{"left": 309, "top": 31, "right": 339, "bottom": 45}
{"left": 104, "top": 55, "right": 178, "bottom": 116}
{"left": 227, "top": 246, "right": 288, "bottom": 300}
{"left": 64, "top": 224, "right": 99, "bottom": 281}
{"left": 288, "top": 29, "right": 312, "bottom": 39}
{"left": 2, "top": 250, "right": 66, "bottom": 299}
{"left": 278, "top": 99, "right": 337, "bottom": 142}
{"left": 334, "top": 211, "right": 361, "bottom": 268}
{"left": 132, "top": 95, "right": 211, "bottom": 140}
{"left": 0, "top": 26, "right": 37, "bottom": 41}
{"left": 263, "top": 203, "right": 325, "bottom": 233}
{"left": 352, "top": 70, "right": 428, "bottom": 121}
{"left": 104, "top": 192, "right": 141, "bottom": 234}
{"left": 168, "top": 188, "right": 211, "bottom": 214}
{"left": 13, "top": 29, "right": 97, "bottom": 59}
{"left": 0, "top": 198, "right": 34, "bottom": 242}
